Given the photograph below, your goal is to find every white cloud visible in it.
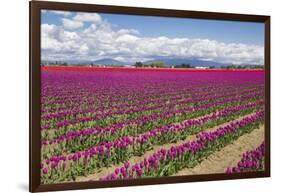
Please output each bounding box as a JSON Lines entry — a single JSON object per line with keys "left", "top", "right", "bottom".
{"left": 41, "top": 24, "right": 56, "bottom": 35}
{"left": 41, "top": 24, "right": 62, "bottom": 51}
{"left": 62, "top": 18, "right": 83, "bottom": 29}
{"left": 41, "top": 12, "right": 264, "bottom": 65}
{"left": 116, "top": 34, "right": 139, "bottom": 43}
{"left": 63, "top": 31, "right": 79, "bottom": 40}
{"left": 117, "top": 29, "right": 140, "bottom": 35}
{"left": 78, "top": 44, "right": 89, "bottom": 55}
{"left": 73, "top": 13, "right": 102, "bottom": 23}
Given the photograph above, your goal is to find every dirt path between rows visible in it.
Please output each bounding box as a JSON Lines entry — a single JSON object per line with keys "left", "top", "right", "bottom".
{"left": 173, "top": 125, "right": 264, "bottom": 176}
{"left": 74, "top": 112, "right": 260, "bottom": 182}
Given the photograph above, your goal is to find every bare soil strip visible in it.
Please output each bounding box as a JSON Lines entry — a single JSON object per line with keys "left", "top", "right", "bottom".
{"left": 74, "top": 112, "right": 260, "bottom": 182}
{"left": 173, "top": 125, "right": 264, "bottom": 176}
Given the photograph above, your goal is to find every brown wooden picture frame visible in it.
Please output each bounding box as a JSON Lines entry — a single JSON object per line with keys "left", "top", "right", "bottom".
{"left": 30, "top": 1, "right": 270, "bottom": 192}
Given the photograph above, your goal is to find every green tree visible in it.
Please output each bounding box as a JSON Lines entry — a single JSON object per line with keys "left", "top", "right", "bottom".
{"left": 135, "top": 62, "right": 144, "bottom": 67}
{"left": 174, "top": 63, "right": 191, "bottom": 68}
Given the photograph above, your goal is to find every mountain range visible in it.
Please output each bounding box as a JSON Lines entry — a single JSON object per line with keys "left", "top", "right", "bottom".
{"left": 43, "top": 57, "right": 260, "bottom": 68}
{"left": 92, "top": 57, "right": 231, "bottom": 68}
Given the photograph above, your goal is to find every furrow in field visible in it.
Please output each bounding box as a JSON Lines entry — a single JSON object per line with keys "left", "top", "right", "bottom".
{"left": 43, "top": 97, "right": 263, "bottom": 156}
{"left": 74, "top": 112, "right": 264, "bottom": 182}
{"left": 40, "top": 70, "right": 265, "bottom": 184}
{"left": 225, "top": 141, "right": 265, "bottom": 173}
{"left": 173, "top": 125, "right": 264, "bottom": 176}
{"left": 41, "top": 96, "right": 263, "bottom": 160}
{"left": 97, "top": 111, "right": 264, "bottom": 181}
{"left": 42, "top": 100, "right": 260, "bottom": 160}
{"left": 40, "top": 109, "right": 263, "bottom": 183}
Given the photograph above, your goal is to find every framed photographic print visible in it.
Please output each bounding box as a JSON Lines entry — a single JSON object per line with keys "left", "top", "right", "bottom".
{"left": 29, "top": 1, "right": 270, "bottom": 192}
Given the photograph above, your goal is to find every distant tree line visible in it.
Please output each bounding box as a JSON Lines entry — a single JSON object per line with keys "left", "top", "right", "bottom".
{"left": 221, "top": 65, "right": 264, "bottom": 69}
{"left": 135, "top": 61, "right": 167, "bottom": 68}
{"left": 174, "top": 63, "right": 192, "bottom": 68}
{"left": 41, "top": 61, "right": 68, "bottom": 66}
{"left": 135, "top": 62, "right": 196, "bottom": 68}
{"left": 42, "top": 60, "right": 264, "bottom": 70}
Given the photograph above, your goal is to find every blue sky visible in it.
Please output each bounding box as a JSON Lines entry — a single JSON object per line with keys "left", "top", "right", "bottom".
{"left": 42, "top": 11, "right": 264, "bottom": 45}
{"left": 41, "top": 10, "right": 264, "bottom": 65}
{"left": 99, "top": 14, "right": 264, "bottom": 46}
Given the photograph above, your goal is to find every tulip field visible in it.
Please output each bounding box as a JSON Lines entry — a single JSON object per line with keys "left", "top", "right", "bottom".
{"left": 226, "top": 142, "right": 265, "bottom": 173}
{"left": 40, "top": 67, "right": 265, "bottom": 184}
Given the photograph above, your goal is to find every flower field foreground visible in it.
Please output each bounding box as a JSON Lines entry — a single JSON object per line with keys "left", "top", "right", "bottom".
{"left": 40, "top": 67, "right": 265, "bottom": 184}
{"left": 226, "top": 142, "right": 265, "bottom": 173}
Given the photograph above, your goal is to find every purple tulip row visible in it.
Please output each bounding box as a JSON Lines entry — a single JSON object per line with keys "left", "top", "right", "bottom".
{"left": 134, "top": 100, "right": 264, "bottom": 144}
{"left": 41, "top": 76, "right": 262, "bottom": 114}
{"left": 99, "top": 111, "right": 264, "bottom": 180}
{"left": 41, "top": 100, "right": 263, "bottom": 161}
{"left": 41, "top": 82, "right": 256, "bottom": 122}
{"left": 40, "top": 70, "right": 265, "bottom": 183}
{"left": 40, "top": 110, "right": 264, "bottom": 182}
{"left": 41, "top": 71, "right": 263, "bottom": 115}
{"left": 41, "top": 104, "right": 264, "bottom": 175}
{"left": 42, "top": 90, "right": 262, "bottom": 148}
{"left": 42, "top": 85, "right": 256, "bottom": 116}
{"left": 41, "top": 84, "right": 194, "bottom": 115}
{"left": 226, "top": 142, "right": 265, "bottom": 173}
{"left": 41, "top": 75, "right": 208, "bottom": 108}
{"left": 41, "top": 86, "right": 204, "bottom": 117}
{"left": 41, "top": 89, "right": 263, "bottom": 147}
{"left": 41, "top": 87, "right": 262, "bottom": 132}
{"left": 41, "top": 78, "right": 236, "bottom": 101}
{"left": 41, "top": 98, "right": 263, "bottom": 149}
{"left": 41, "top": 82, "right": 186, "bottom": 104}
{"left": 41, "top": 86, "right": 211, "bottom": 121}
{"left": 41, "top": 71, "right": 235, "bottom": 103}
{"left": 41, "top": 83, "right": 257, "bottom": 128}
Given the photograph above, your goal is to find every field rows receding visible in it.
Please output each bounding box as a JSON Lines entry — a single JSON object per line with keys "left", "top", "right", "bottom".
{"left": 173, "top": 125, "right": 264, "bottom": 176}
{"left": 41, "top": 97, "right": 263, "bottom": 159}
{"left": 41, "top": 71, "right": 262, "bottom": 115}
{"left": 41, "top": 83, "right": 260, "bottom": 122}
{"left": 41, "top": 88, "right": 262, "bottom": 144}
{"left": 41, "top": 79, "right": 261, "bottom": 112}
{"left": 97, "top": 111, "right": 264, "bottom": 181}
{"left": 41, "top": 86, "right": 263, "bottom": 141}
{"left": 41, "top": 82, "right": 263, "bottom": 130}
{"left": 75, "top": 114, "right": 264, "bottom": 182}
{"left": 41, "top": 94, "right": 263, "bottom": 160}
{"left": 40, "top": 69, "right": 265, "bottom": 184}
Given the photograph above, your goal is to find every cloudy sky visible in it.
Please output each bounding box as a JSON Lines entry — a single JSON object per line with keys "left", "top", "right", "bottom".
{"left": 41, "top": 10, "right": 264, "bottom": 65}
